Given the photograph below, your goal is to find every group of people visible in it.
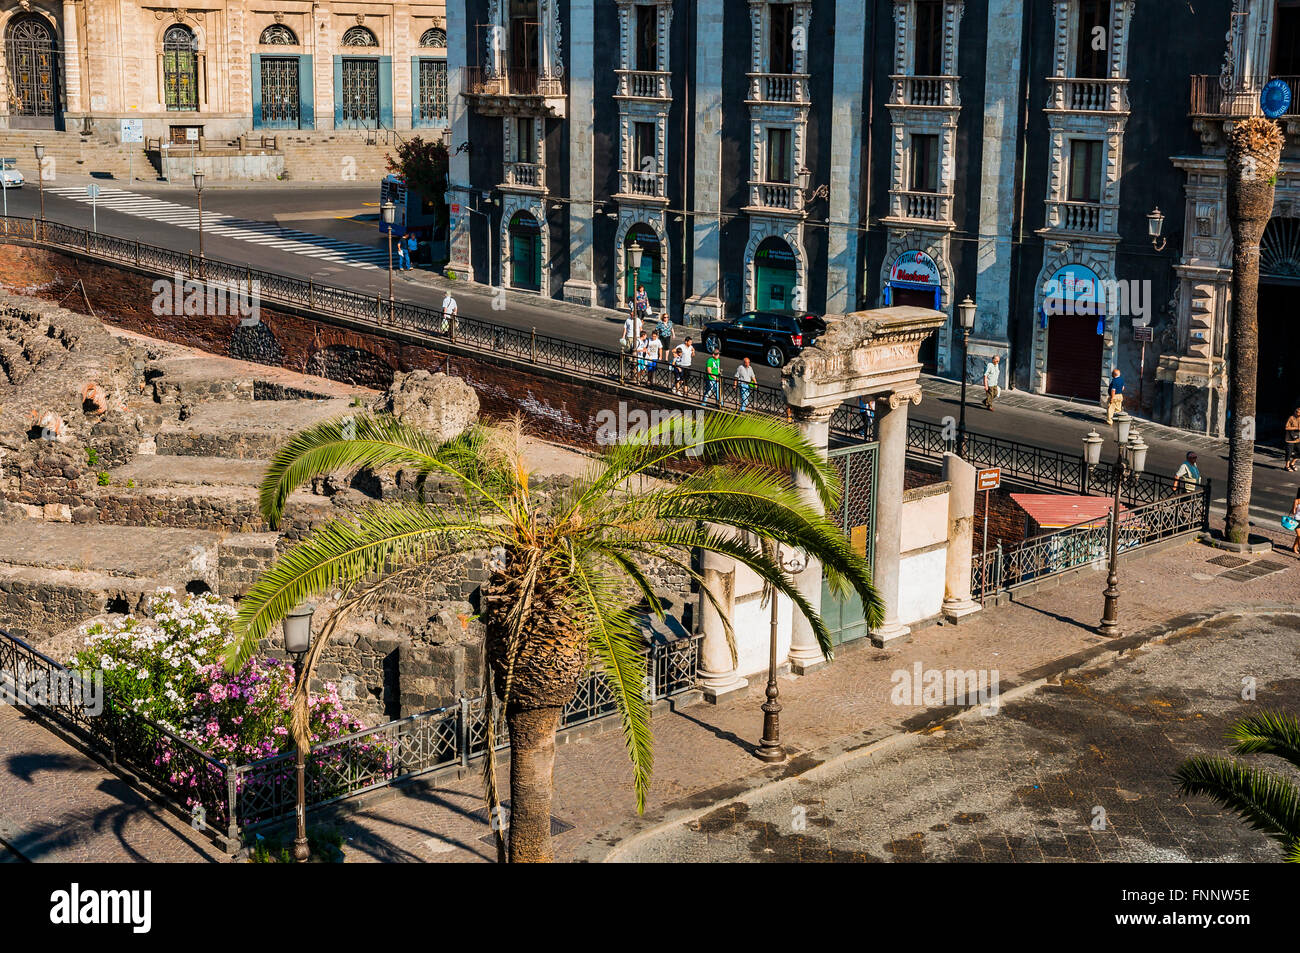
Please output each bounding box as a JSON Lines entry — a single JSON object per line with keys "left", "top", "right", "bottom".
{"left": 620, "top": 284, "right": 757, "bottom": 410}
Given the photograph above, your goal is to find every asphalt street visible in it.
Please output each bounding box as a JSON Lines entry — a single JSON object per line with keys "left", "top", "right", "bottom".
{"left": 3, "top": 179, "right": 1297, "bottom": 522}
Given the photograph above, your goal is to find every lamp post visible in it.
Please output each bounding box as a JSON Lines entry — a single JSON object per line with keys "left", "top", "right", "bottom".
{"left": 956, "top": 295, "right": 977, "bottom": 456}
{"left": 1147, "top": 207, "right": 1167, "bottom": 252}
{"left": 628, "top": 240, "right": 643, "bottom": 312}
{"left": 755, "top": 544, "right": 807, "bottom": 763}
{"left": 33, "top": 144, "right": 44, "bottom": 239}
{"left": 282, "top": 603, "right": 315, "bottom": 862}
{"left": 1083, "top": 413, "right": 1147, "bottom": 638}
{"left": 381, "top": 200, "right": 396, "bottom": 322}
{"left": 192, "top": 169, "right": 205, "bottom": 275}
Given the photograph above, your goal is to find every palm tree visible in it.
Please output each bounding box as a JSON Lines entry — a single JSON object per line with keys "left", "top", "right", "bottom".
{"left": 1174, "top": 710, "right": 1300, "bottom": 862}
{"left": 1224, "top": 117, "right": 1284, "bottom": 544}
{"left": 226, "top": 412, "right": 881, "bottom": 862}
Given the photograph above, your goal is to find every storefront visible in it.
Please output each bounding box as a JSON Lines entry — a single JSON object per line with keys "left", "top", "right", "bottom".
{"left": 754, "top": 237, "right": 798, "bottom": 311}
{"left": 1040, "top": 263, "right": 1105, "bottom": 401}
{"left": 884, "top": 250, "right": 943, "bottom": 368}
{"left": 624, "top": 224, "right": 663, "bottom": 309}
{"left": 508, "top": 211, "right": 542, "bottom": 292}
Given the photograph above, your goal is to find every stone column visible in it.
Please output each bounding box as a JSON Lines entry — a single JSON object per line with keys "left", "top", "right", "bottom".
{"left": 62, "top": 1, "right": 84, "bottom": 117}
{"left": 697, "top": 539, "right": 746, "bottom": 703}
{"left": 941, "top": 452, "right": 980, "bottom": 623}
{"left": 787, "top": 405, "right": 834, "bottom": 674}
{"left": 683, "top": 0, "right": 724, "bottom": 326}
{"left": 562, "top": 0, "right": 597, "bottom": 306}
{"left": 871, "top": 385, "right": 921, "bottom": 646}
{"left": 825, "top": 5, "right": 865, "bottom": 314}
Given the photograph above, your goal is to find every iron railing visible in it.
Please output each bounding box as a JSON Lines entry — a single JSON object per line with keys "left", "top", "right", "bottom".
{"left": 0, "top": 625, "right": 700, "bottom": 851}
{"left": 971, "top": 488, "right": 1210, "bottom": 601}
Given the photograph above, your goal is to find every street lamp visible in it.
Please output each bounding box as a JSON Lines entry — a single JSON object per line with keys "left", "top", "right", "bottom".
{"left": 956, "top": 295, "right": 977, "bottom": 456}
{"left": 282, "top": 603, "right": 315, "bottom": 862}
{"left": 755, "top": 544, "right": 807, "bottom": 763}
{"left": 33, "top": 143, "right": 44, "bottom": 237}
{"left": 1147, "top": 207, "right": 1167, "bottom": 252}
{"left": 192, "top": 169, "right": 205, "bottom": 275}
{"left": 1084, "top": 412, "right": 1147, "bottom": 638}
{"left": 381, "top": 200, "right": 396, "bottom": 322}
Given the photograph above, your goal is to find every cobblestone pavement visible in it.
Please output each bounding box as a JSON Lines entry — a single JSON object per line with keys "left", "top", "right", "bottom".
{"left": 616, "top": 611, "right": 1300, "bottom": 862}
{"left": 0, "top": 706, "right": 228, "bottom": 862}
{"left": 325, "top": 539, "right": 1300, "bottom": 863}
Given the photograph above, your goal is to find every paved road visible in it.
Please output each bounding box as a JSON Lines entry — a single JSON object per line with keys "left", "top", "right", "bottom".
{"left": 4, "top": 182, "right": 1298, "bottom": 521}
{"left": 617, "top": 610, "right": 1300, "bottom": 863}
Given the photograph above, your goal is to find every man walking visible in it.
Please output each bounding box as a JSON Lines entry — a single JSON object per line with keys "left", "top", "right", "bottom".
{"left": 733, "top": 356, "right": 756, "bottom": 411}
{"left": 703, "top": 349, "right": 722, "bottom": 408}
{"left": 982, "top": 355, "right": 1001, "bottom": 411}
{"left": 1174, "top": 451, "right": 1201, "bottom": 494}
{"left": 1106, "top": 368, "right": 1126, "bottom": 424}
{"left": 440, "top": 290, "right": 458, "bottom": 335}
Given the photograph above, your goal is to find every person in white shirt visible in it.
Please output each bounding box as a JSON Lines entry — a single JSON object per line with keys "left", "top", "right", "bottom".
{"left": 670, "top": 346, "right": 686, "bottom": 395}
{"left": 733, "top": 357, "right": 756, "bottom": 411}
{"left": 622, "top": 313, "right": 643, "bottom": 353}
{"left": 679, "top": 337, "right": 694, "bottom": 368}
{"left": 982, "top": 355, "right": 1001, "bottom": 411}
{"left": 644, "top": 333, "right": 663, "bottom": 386}
{"left": 441, "top": 292, "right": 458, "bottom": 335}
{"left": 634, "top": 331, "right": 650, "bottom": 383}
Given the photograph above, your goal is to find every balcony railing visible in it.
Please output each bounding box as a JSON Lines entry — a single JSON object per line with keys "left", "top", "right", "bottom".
{"left": 616, "top": 69, "right": 671, "bottom": 99}
{"left": 746, "top": 72, "right": 811, "bottom": 105}
{"left": 889, "top": 75, "right": 959, "bottom": 108}
{"left": 1189, "top": 74, "right": 1300, "bottom": 118}
{"left": 504, "top": 161, "right": 544, "bottom": 189}
{"left": 749, "top": 181, "right": 801, "bottom": 211}
{"left": 464, "top": 67, "right": 565, "bottom": 98}
{"left": 1047, "top": 76, "right": 1129, "bottom": 112}
{"left": 1047, "top": 200, "right": 1105, "bottom": 234}
{"left": 619, "top": 169, "right": 667, "bottom": 198}
{"left": 893, "top": 189, "right": 953, "bottom": 223}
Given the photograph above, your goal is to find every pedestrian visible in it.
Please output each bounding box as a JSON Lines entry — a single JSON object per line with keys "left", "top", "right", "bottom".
{"left": 1289, "top": 488, "right": 1300, "bottom": 555}
{"left": 858, "top": 395, "right": 876, "bottom": 439}
{"left": 621, "top": 310, "right": 642, "bottom": 352}
{"left": 982, "top": 355, "right": 1001, "bottom": 411}
{"left": 634, "top": 284, "right": 650, "bottom": 325}
{"left": 1284, "top": 405, "right": 1300, "bottom": 472}
{"left": 671, "top": 345, "right": 686, "bottom": 394}
{"left": 702, "top": 349, "right": 722, "bottom": 408}
{"left": 396, "top": 233, "right": 411, "bottom": 270}
{"left": 678, "top": 336, "right": 695, "bottom": 397}
{"left": 734, "top": 356, "right": 756, "bottom": 412}
{"left": 1174, "top": 451, "right": 1200, "bottom": 494}
{"left": 656, "top": 311, "right": 674, "bottom": 356}
{"left": 405, "top": 233, "right": 418, "bottom": 270}
{"left": 440, "top": 290, "right": 458, "bottom": 335}
{"left": 644, "top": 330, "right": 663, "bottom": 387}
{"left": 1106, "top": 368, "right": 1125, "bottom": 425}
{"left": 635, "top": 331, "right": 650, "bottom": 384}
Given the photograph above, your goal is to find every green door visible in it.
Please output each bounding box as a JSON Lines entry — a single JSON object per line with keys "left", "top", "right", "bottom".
{"left": 624, "top": 228, "right": 662, "bottom": 308}
{"left": 509, "top": 213, "right": 541, "bottom": 291}
{"left": 821, "top": 441, "right": 878, "bottom": 646}
{"left": 754, "top": 239, "right": 796, "bottom": 310}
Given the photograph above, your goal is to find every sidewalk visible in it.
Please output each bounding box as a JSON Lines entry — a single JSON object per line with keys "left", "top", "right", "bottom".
{"left": 315, "top": 531, "right": 1300, "bottom": 862}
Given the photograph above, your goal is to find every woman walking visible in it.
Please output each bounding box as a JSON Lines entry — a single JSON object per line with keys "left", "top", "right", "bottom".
{"left": 1290, "top": 489, "right": 1300, "bottom": 555}
{"left": 1284, "top": 405, "right": 1300, "bottom": 472}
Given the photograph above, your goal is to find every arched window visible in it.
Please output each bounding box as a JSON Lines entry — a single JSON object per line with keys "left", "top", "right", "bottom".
{"left": 162, "top": 24, "right": 199, "bottom": 111}
{"left": 420, "top": 27, "right": 447, "bottom": 48}
{"left": 259, "top": 24, "right": 298, "bottom": 46}
{"left": 341, "top": 26, "right": 378, "bottom": 47}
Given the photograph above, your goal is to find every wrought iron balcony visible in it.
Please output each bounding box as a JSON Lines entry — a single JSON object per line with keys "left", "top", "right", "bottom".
{"left": 504, "top": 161, "right": 545, "bottom": 189}
{"left": 748, "top": 181, "right": 802, "bottom": 212}
{"left": 746, "top": 72, "right": 811, "bottom": 105}
{"left": 889, "top": 75, "right": 959, "bottom": 108}
{"left": 1189, "top": 74, "right": 1300, "bottom": 118}
{"left": 618, "top": 169, "right": 667, "bottom": 199}
{"left": 616, "top": 69, "right": 671, "bottom": 100}
{"left": 462, "top": 67, "right": 566, "bottom": 117}
{"left": 1047, "top": 76, "right": 1129, "bottom": 113}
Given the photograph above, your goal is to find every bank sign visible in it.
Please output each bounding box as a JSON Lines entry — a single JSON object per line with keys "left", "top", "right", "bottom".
{"left": 889, "top": 250, "right": 941, "bottom": 286}
{"left": 1042, "top": 263, "right": 1104, "bottom": 315}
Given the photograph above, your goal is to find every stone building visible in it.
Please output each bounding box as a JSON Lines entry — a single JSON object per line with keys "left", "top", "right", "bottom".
{"left": 443, "top": 0, "right": 1300, "bottom": 440}
{"left": 0, "top": 0, "right": 449, "bottom": 140}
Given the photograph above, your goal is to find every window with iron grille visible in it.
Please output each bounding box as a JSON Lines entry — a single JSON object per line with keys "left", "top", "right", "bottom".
{"left": 418, "top": 59, "right": 448, "bottom": 122}
{"left": 420, "top": 27, "right": 447, "bottom": 48}
{"left": 342, "top": 26, "right": 378, "bottom": 47}
{"left": 260, "top": 24, "right": 297, "bottom": 46}
{"left": 163, "top": 24, "right": 199, "bottom": 111}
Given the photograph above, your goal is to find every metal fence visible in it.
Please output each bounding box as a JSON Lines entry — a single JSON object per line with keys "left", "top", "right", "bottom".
{"left": 971, "top": 488, "right": 1210, "bottom": 601}
{"left": 0, "top": 625, "right": 700, "bottom": 851}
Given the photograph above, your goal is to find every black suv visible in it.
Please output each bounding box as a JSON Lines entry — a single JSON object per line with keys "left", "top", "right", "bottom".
{"left": 701, "top": 310, "right": 827, "bottom": 367}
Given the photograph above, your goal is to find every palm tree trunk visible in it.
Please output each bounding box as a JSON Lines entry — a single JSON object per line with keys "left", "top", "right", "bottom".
{"left": 505, "top": 703, "right": 562, "bottom": 863}
{"left": 1224, "top": 118, "right": 1284, "bottom": 543}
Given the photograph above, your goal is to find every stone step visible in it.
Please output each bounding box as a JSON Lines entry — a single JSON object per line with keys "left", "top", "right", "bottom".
{"left": 0, "top": 565, "right": 164, "bottom": 643}
{"left": 152, "top": 396, "right": 360, "bottom": 459}
{"left": 218, "top": 531, "right": 280, "bottom": 597}
{"left": 0, "top": 521, "right": 222, "bottom": 583}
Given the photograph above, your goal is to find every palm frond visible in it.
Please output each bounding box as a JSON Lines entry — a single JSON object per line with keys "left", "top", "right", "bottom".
{"left": 1227, "top": 710, "right": 1300, "bottom": 770}
{"left": 1175, "top": 755, "right": 1300, "bottom": 855}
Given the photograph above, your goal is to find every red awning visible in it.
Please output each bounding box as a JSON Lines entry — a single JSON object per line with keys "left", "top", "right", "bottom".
{"left": 1011, "top": 494, "right": 1125, "bottom": 530}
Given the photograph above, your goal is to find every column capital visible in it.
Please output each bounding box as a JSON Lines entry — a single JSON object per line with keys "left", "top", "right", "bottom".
{"left": 788, "top": 402, "right": 837, "bottom": 424}
{"left": 885, "top": 384, "right": 923, "bottom": 410}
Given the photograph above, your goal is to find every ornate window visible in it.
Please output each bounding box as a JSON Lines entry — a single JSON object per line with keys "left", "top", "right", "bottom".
{"left": 5, "top": 15, "right": 58, "bottom": 119}
{"left": 420, "top": 27, "right": 447, "bottom": 48}
{"left": 260, "top": 24, "right": 298, "bottom": 46}
{"left": 162, "top": 24, "right": 199, "bottom": 111}
{"left": 417, "top": 59, "right": 448, "bottom": 122}
{"left": 342, "top": 26, "right": 378, "bottom": 48}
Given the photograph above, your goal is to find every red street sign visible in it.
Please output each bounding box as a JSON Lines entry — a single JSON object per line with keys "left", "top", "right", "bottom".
{"left": 450, "top": 203, "right": 461, "bottom": 214}
{"left": 977, "top": 467, "right": 1002, "bottom": 491}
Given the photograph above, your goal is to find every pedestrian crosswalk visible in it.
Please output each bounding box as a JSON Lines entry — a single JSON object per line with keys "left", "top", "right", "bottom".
{"left": 46, "top": 187, "right": 392, "bottom": 270}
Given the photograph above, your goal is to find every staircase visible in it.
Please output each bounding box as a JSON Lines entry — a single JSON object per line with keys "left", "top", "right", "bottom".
{"left": 0, "top": 129, "right": 156, "bottom": 183}
{"left": 274, "top": 129, "right": 398, "bottom": 182}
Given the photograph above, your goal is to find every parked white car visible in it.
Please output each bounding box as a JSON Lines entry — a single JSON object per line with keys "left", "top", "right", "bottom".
{"left": 0, "top": 158, "right": 24, "bottom": 189}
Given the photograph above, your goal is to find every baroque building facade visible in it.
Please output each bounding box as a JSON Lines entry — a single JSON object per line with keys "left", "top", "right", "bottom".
{"left": 0, "top": 0, "right": 449, "bottom": 140}
{"left": 443, "top": 0, "right": 1300, "bottom": 440}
